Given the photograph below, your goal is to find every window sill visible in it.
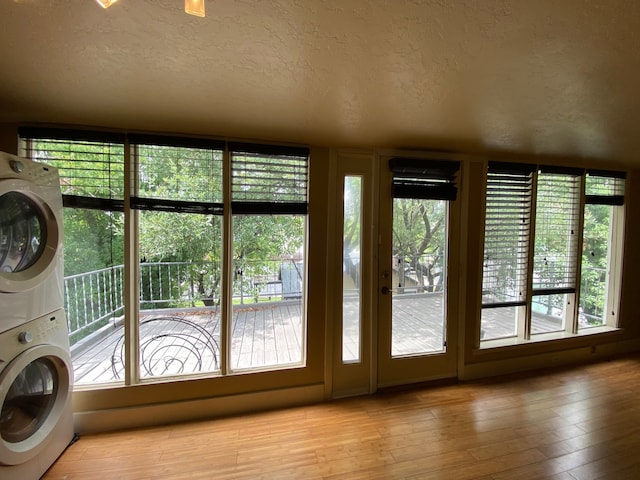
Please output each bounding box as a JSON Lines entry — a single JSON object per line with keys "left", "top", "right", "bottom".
{"left": 479, "top": 326, "right": 622, "bottom": 351}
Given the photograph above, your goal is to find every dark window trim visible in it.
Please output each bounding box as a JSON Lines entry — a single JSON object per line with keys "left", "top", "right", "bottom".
{"left": 131, "top": 197, "right": 224, "bottom": 215}
{"left": 390, "top": 158, "right": 460, "bottom": 201}
{"left": 229, "top": 142, "right": 309, "bottom": 158}
{"left": 129, "top": 134, "right": 225, "bottom": 151}
{"left": 19, "top": 127, "right": 126, "bottom": 145}
{"left": 63, "top": 195, "right": 124, "bottom": 212}
{"left": 231, "top": 201, "right": 308, "bottom": 215}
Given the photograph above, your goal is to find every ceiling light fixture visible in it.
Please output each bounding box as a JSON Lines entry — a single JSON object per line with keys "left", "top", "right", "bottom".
{"left": 95, "top": 0, "right": 206, "bottom": 18}
{"left": 95, "top": 0, "right": 119, "bottom": 8}
{"left": 185, "top": 0, "right": 205, "bottom": 17}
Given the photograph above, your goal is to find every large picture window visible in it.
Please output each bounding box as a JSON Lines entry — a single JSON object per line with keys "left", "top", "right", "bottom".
{"left": 481, "top": 162, "right": 625, "bottom": 344}
{"left": 229, "top": 143, "right": 308, "bottom": 371}
{"left": 129, "top": 135, "right": 225, "bottom": 381}
{"left": 20, "top": 129, "right": 126, "bottom": 385}
{"left": 20, "top": 129, "right": 309, "bottom": 385}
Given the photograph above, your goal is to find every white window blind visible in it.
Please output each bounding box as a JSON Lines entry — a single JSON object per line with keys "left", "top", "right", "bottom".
{"left": 585, "top": 170, "right": 626, "bottom": 205}
{"left": 482, "top": 162, "right": 535, "bottom": 308}
{"left": 230, "top": 142, "right": 309, "bottom": 214}
{"left": 19, "top": 127, "right": 126, "bottom": 211}
{"left": 129, "top": 134, "right": 224, "bottom": 215}
{"left": 532, "top": 168, "right": 582, "bottom": 295}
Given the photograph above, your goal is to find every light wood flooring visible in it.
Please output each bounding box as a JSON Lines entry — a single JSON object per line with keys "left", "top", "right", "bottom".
{"left": 44, "top": 353, "right": 640, "bottom": 479}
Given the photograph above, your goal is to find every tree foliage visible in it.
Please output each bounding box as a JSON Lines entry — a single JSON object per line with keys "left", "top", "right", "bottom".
{"left": 392, "top": 199, "right": 446, "bottom": 293}
{"left": 580, "top": 203, "right": 612, "bottom": 322}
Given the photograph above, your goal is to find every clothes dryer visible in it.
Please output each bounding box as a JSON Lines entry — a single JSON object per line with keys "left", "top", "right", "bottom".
{"left": 0, "top": 152, "right": 64, "bottom": 333}
{"left": 0, "top": 308, "right": 74, "bottom": 479}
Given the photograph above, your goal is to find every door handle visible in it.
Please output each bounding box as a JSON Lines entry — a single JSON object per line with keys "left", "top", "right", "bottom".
{"left": 381, "top": 286, "right": 391, "bottom": 295}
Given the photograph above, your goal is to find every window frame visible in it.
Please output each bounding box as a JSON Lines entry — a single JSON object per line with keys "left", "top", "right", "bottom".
{"left": 479, "top": 162, "right": 627, "bottom": 348}
{"left": 19, "top": 128, "right": 312, "bottom": 386}
{"left": 579, "top": 171, "right": 627, "bottom": 331}
{"left": 228, "top": 142, "right": 310, "bottom": 373}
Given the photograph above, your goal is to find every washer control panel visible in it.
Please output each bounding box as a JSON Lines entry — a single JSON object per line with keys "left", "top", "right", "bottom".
{"left": 0, "top": 309, "right": 69, "bottom": 364}
{"left": 0, "top": 151, "right": 59, "bottom": 187}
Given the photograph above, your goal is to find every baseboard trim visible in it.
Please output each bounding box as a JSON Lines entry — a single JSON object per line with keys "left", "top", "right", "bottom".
{"left": 73, "top": 384, "right": 325, "bottom": 434}
{"left": 459, "top": 339, "right": 640, "bottom": 380}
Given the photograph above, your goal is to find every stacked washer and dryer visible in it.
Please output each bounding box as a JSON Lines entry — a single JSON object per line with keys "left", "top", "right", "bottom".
{"left": 0, "top": 151, "right": 74, "bottom": 479}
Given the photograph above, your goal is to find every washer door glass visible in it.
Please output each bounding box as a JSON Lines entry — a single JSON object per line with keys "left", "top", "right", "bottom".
{"left": 0, "top": 192, "right": 47, "bottom": 273}
{"left": 0, "top": 358, "right": 57, "bottom": 444}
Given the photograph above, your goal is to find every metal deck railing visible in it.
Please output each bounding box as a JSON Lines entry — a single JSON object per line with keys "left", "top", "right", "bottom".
{"left": 63, "top": 259, "right": 304, "bottom": 345}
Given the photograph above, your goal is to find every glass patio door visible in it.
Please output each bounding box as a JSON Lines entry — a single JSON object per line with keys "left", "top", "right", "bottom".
{"left": 377, "top": 157, "right": 460, "bottom": 387}
{"left": 332, "top": 153, "right": 461, "bottom": 395}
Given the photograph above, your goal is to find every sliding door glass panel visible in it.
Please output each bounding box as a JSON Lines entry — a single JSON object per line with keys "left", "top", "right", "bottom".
{"left": 342, "top": 176, "right": 362, "bottom": 363}
{"left": 133, "top": 143, "right": 224, "bottom": 381}
{"left": 391, "top": 198, "right": 447, "bottom": 357}
{"left": 134, "top": 211, "right": 222, "bottom": 380}
{"left": 579, "top": 204, "right": 612, "bottom": 329}
{"left": 532, "top": 172, "right": 580, "bottom": 335}
{"left": 230, "top": 215, "right": 306, "bottom": 371}
{"left": 531, "top": 293, "right": 567, "bottom": 334}
{"left": 480, "top": 307, "right": 517, "bottom": 340}
{"left": 533, "top": 173, "right": 580, "bottom": 294}
{"left": 64, "top": 208, "right": 124, "bottom": 385}
{"left": 481, "top": 164, "right": 533, "bottom": 342}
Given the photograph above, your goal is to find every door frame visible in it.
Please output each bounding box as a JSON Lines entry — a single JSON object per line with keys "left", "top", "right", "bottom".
{"left": 376, "top": 151, "right": 462, "bottom": 388}
{"left": 329, "top": 150, "right": 378, "bottom": 398}
{"left": 328, "top": 149, "right": 467, "bottom": 397}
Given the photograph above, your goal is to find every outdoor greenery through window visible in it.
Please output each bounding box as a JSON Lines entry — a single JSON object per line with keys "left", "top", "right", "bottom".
{"left": 19, "top": 128, "right": 309, "bottom": 385}
{"left": 481, "top": 162, "right": 626, "bottom": 344}
{"left": 342, "top": 176, "right": 362, "bottom": 363}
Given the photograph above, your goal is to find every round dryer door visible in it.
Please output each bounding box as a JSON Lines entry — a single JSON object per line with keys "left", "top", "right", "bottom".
{"left": 0, "top": 181, "right": 61, "bottom": 293}
{"left": 0, "top": 345, "right": 71, "bottom": 466}
{"left": 0, "top": 192, "right": 47, "bottom": 273}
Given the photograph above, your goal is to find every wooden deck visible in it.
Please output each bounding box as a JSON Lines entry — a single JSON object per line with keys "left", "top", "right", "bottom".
{"left": 71, "top": 302, "right": 305, "bottom": 385}
{"left": 71, "top": 294, "right": 561, "bottom": 386}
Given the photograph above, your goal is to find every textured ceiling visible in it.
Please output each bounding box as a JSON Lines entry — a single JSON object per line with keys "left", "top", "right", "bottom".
{"left": 2, "top": 0, "right": 640, "bottom": 165}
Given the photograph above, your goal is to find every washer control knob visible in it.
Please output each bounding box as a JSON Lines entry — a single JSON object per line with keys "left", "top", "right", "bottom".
{"left": 10, "top": 160, "right": 24, "bottom": 173}
{"left": 18, "top": 331, "right": 33, "bottom": 345}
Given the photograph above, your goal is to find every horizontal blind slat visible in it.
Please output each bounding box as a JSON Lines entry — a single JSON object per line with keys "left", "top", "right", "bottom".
{"left": 532, "top": 172, "right": 581, "bottom": 292}
{"left": 230, "top": 148, "right": 309, "bottom": 209}
{"left": 482, "top": 166, "right": 533, "bottom": 307}
{"left": 20, "top": 136, "right": 125, "bottom": 202}
{"left": 134, "top": 144, "right": 223, "bottom": 204}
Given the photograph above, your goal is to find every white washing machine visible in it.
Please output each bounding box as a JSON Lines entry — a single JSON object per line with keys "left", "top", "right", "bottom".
{"left": 0, "top": 308, "right": 74, "bottom": 479}
{"left": 0, "top": 151, "right": 64, "bottom": 333}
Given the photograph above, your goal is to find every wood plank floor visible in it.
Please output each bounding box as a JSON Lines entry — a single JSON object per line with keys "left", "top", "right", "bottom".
{"left": 44, "top": 353, "right": 640, "bottom": 480}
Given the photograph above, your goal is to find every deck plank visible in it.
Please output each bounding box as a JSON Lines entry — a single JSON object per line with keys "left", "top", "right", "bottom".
{"left": 70, "top": 296, "right": 559, "bottom": 385}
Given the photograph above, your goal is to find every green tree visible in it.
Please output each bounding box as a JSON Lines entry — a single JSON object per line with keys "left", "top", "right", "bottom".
{"left": 580, "top": 203, "right": 611, "bottom": 322}
{"left": 392, "top": 198, "right": 446, "bottom": 293}
{"left": 32, "top": 140, "right": 125, "bottom": 275}
{"left": 342, "top": 177, "right": 362, "bottom": 286}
